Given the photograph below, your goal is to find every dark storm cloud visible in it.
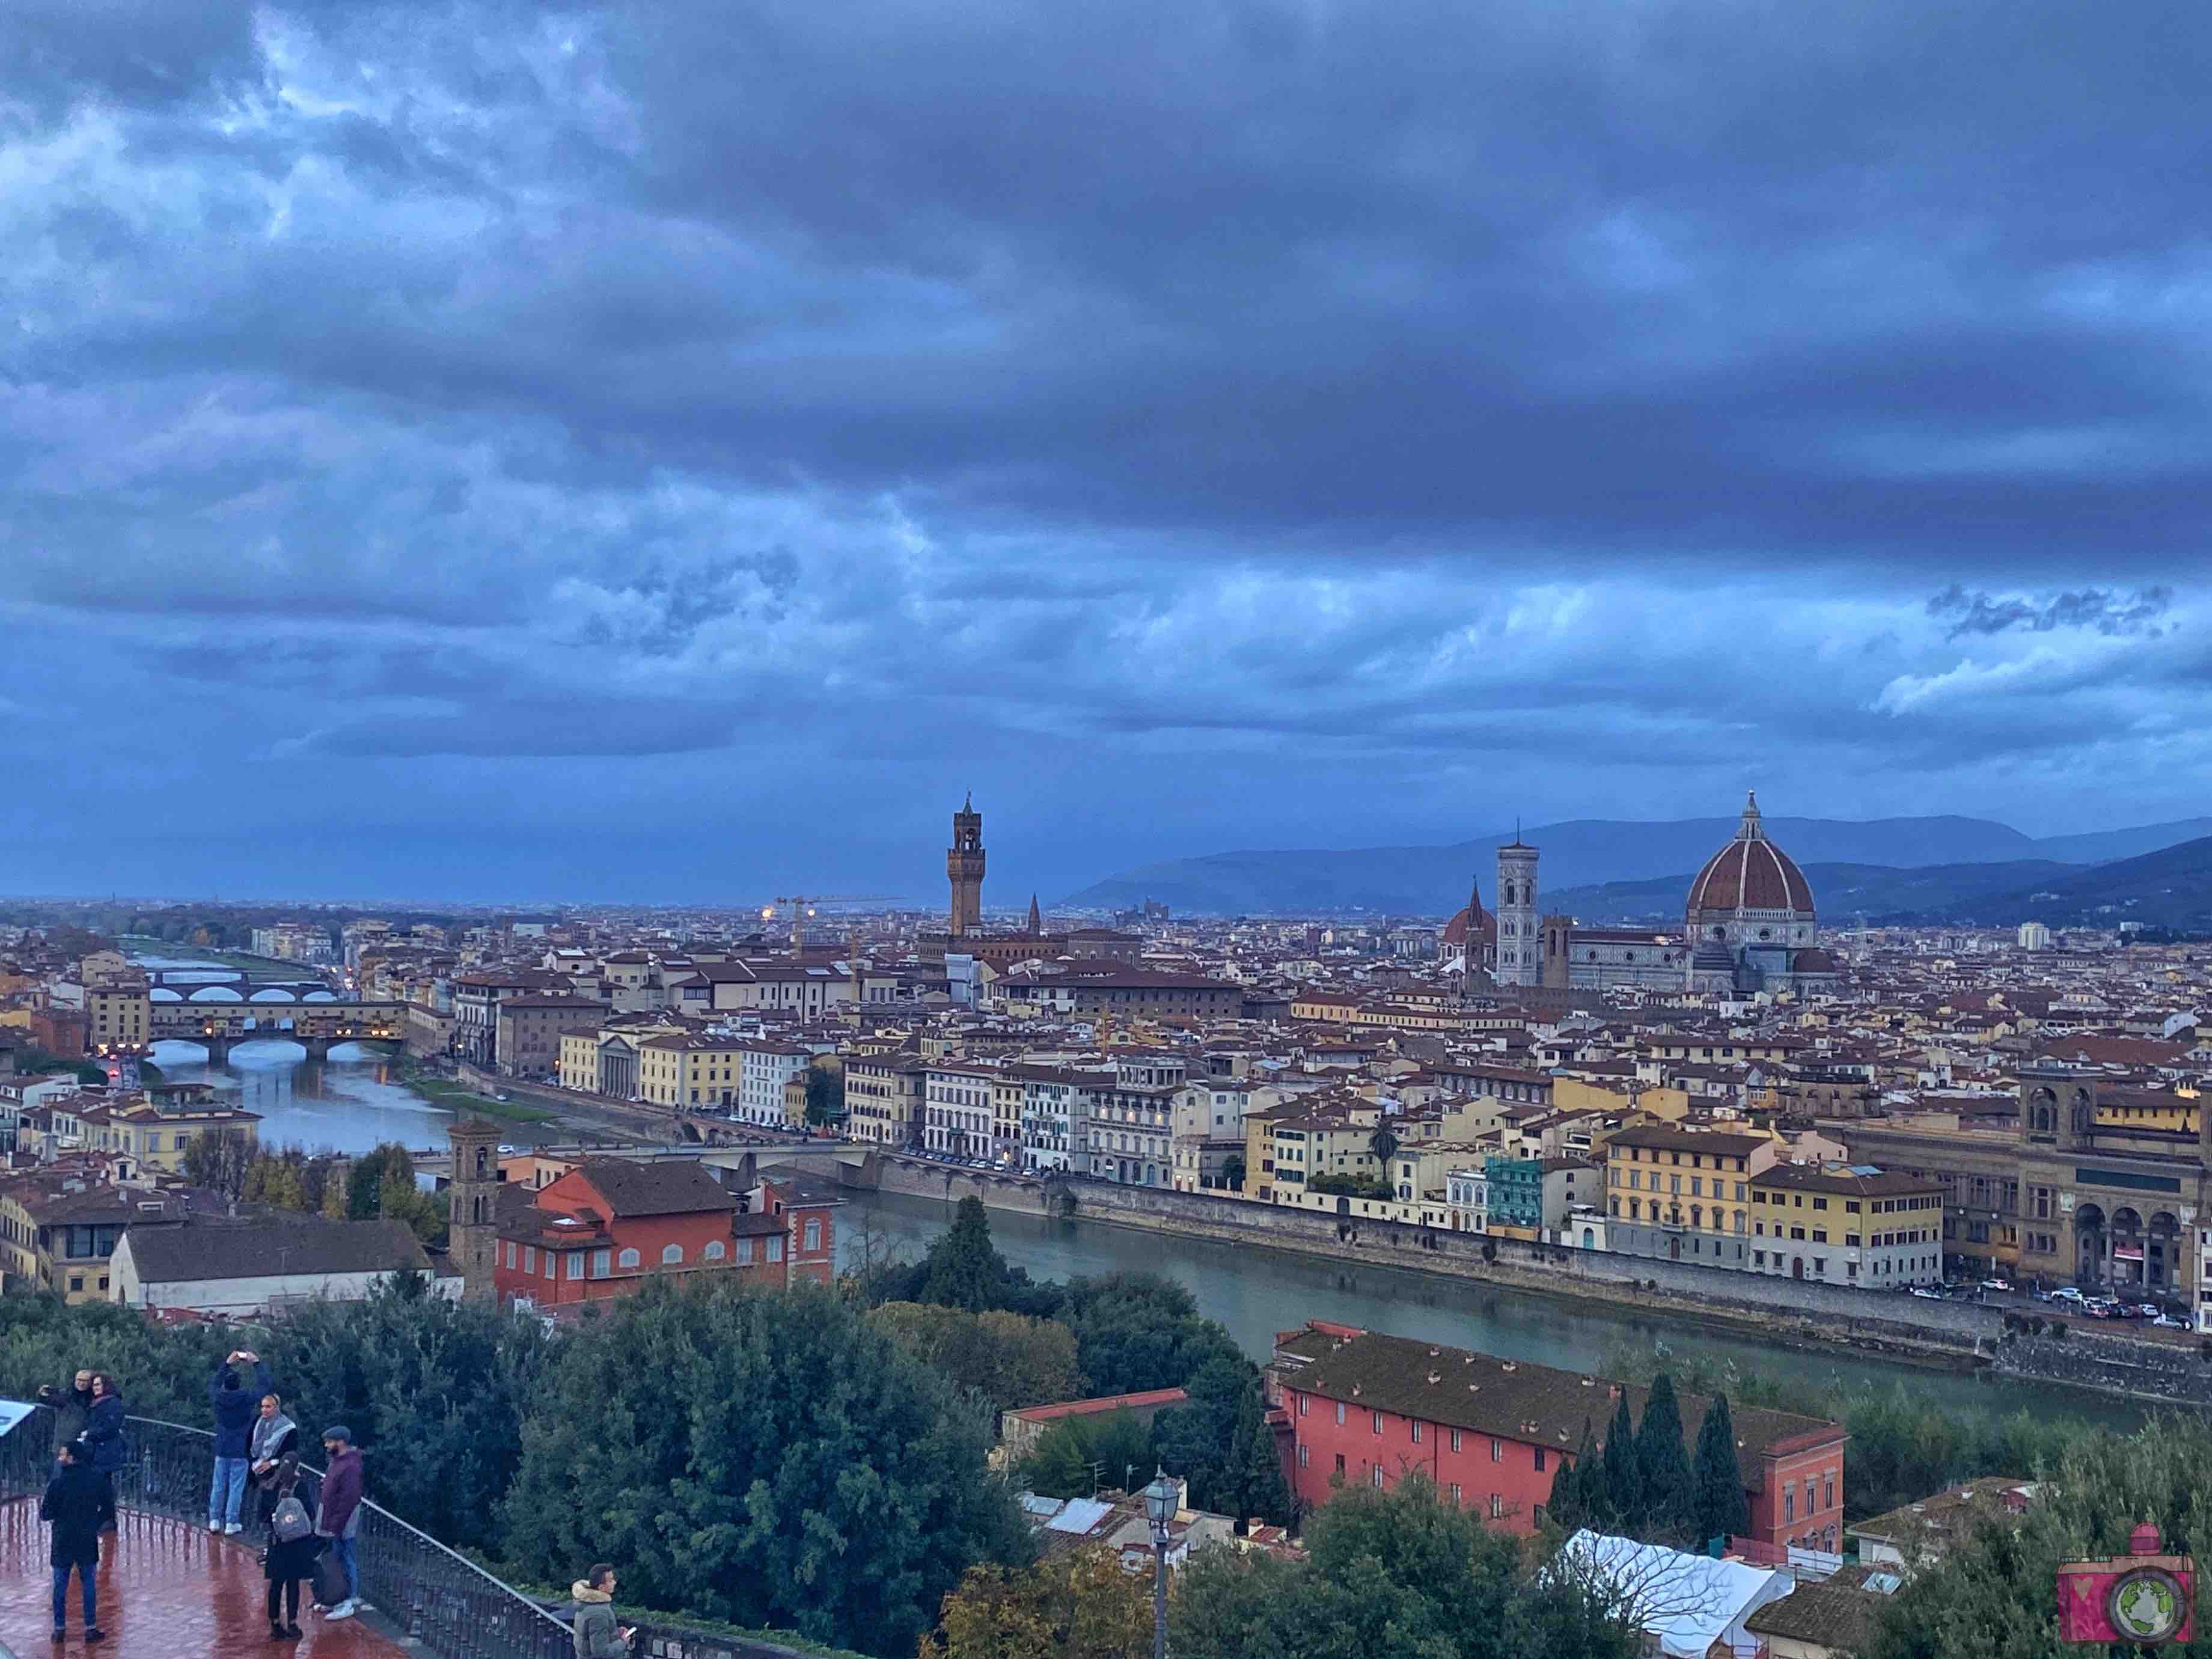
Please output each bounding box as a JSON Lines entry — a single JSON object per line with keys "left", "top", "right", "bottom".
{"left": 9, "top": 0, "right": 2212, "bottom": 897}
{"left": 1928, "top": 585, "right": 2175, "bottom": 641}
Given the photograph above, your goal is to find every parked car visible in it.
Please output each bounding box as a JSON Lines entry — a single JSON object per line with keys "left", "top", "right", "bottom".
{"left": 1979, "top": 1277, "right": 2013, "bottom": 1294}
{"left": 2049, "top": 1286, "right": 2088, "bottom": 1306}
{"left": 2155, "top": 1314, "right": 2193, "bottom": 1330}
{"left": 1909, "top": 1286, "right": 1945, "bottom": 1300}
{"left": 2133, "top": 1303, "right": 2162, "bottom": 1319}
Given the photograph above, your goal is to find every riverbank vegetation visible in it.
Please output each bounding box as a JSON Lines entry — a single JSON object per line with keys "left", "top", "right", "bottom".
{"left": 394, "top": 1061, "right": 557, "bottom": 1125}
{"left": 1601, "top": 1341, "right": 2096, "bottom": 1525}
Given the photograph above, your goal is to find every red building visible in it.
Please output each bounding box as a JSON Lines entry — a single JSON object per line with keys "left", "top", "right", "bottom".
{"left": 1268, "top": 1324, "right": 1846, "bottom": 1553}
{"left": 491, "top": 1158, "right": 842, "bottom": 1309}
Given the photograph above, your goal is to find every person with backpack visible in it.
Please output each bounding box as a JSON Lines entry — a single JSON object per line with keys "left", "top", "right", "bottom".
{"left": 313, "top": 1425, "right": 366, "bottom": 1621}
{"left": 41, "top": 1437, "right": 114, "bottom": 1643}
{"left": 569, "top": 1563, "right": 635, "bottom": 1659}
{"left": 248, "top": 1390, "right": 301, "bottom": 1541}
{"left": 210, "top": 1348, "right": 271, "bottom": 1535}
{"left": 263, "top": 1459, "right": 320, "bottom": 1640}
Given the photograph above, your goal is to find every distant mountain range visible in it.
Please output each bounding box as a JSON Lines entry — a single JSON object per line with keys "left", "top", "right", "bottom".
{"left": 1061, "top": 814, "right": 2212, "bottom": 924}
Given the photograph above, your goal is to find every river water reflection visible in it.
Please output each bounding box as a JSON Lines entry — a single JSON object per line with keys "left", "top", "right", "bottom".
{"left": 843, "top": 1187, "right": 2145, "bottom": 1433}
{"left": 147, "top": 1038, "right": 453, "bottom": 1156}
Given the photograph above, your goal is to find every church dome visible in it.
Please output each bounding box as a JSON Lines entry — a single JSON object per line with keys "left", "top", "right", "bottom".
{"left": 1686, "top": 792, "right": 1814, "bottom": 916}
{"left": 1442, "top": 884, "right": 1496, "bottom": 947}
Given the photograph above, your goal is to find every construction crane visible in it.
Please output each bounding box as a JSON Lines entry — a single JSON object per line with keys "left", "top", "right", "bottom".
{"left": 760, "top": 895, "right": 897, "bottom": 952}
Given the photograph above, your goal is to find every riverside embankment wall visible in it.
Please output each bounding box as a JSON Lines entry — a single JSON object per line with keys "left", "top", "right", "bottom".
{"left": 1990, "top": 1327, "right": 2212, "bottom": 1405}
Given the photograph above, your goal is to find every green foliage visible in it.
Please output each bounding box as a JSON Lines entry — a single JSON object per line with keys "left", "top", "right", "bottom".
{"left": 920, "top": 1546, "right": 1153, "bottom": 1659}
{"left": 1547, "top": 1417, "right": 1598, "bottom": 1536}
{"left": 346, "top": 1143, "right": 416, "bottom": 1220}
{"left": 1151, "top": 1355, "right": 1292, "bottom": 1525}
{"left": 869, "top": 1303, "right": 1084, "bottom": 1420}
{"left": 1367, "top": 1128, "right": 1401, "bottom": 1166}
{"left": 1021, "top": 1409, "right": 1155, "bottom": 1501}
{"left": 500, "top": 1279, "right": 1029, "bottom": 1659}
{"left": 0, "top": 1292, "right": 238, "bottom": 1423}
{"left": 1633, "top": 1375, "right": 1693, "bottom": 1540}
{"left": 1306, "top": 1174, "right": 1393, "bottom": 1199}
{"left": 803, "top": 1063, "right": 843, "bottom": 1128}
{"left": 1601, "top": 1393, "right": 1640, "bottom": 1529}
{"left": 1059, "top": 1272, "right": 1242, "bottom": 1397}
{"left": 1856, "top": 1417, "right": 2210, "bottom": 1659}
{"left": 1690, "top": 1393, "right": 1749, "bottom": 1545}
{"left": 1173, "top": 1474, "right": 1640, "bottom": 1659}
{"left": 920, "top": 1197, "right": 1031, "bottom": 1312}
{"left": 181, "top": 1125, "right": 255, "bottom": 1199}
{"left": 270, "top": 1276, "right": 549, "bottom": 1549}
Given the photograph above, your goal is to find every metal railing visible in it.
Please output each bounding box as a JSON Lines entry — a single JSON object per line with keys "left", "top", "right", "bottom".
{"left": 1, "top": 1406, "right": 574, "bottom": 1659}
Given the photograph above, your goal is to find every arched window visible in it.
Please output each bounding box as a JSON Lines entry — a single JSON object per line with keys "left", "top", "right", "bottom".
{"left": 619, "top": 1248, "right": 640, "bottom": 1269}
{"left": 474, "top": 1147, "right": 489, "bottom": 1178}
{"left": 703, "top": 1240, "right": 726, "bottom": 1260}
{"left": 662, "top": 1243, "right": 683, "bottom": 1265}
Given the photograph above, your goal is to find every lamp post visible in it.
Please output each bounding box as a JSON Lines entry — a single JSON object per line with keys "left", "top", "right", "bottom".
{"left": 1142, "top": 1466, "right": 1178, "bottom": 1659}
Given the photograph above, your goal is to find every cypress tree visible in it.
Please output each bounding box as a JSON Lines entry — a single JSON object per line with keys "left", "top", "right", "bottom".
{"left": 1546, "top": 1426, "right": 1584, "bottom": 1534}
{"left": 1602, "top": 1391, "right": 1642, "bottom": 1532}
{"left": 1636, "top": 1374, "right": 1695, "bottom": 1540}
{"left": 1571, "top": 1414, "right": 1610, "bottom": 1530}
{"left": 1691, "top": 1392, "right": 1752, "bottom": 1547}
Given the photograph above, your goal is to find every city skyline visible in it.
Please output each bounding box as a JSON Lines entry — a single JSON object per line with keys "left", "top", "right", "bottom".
{"left": 8, "top": 4, "right": 2212, "bottom": 902}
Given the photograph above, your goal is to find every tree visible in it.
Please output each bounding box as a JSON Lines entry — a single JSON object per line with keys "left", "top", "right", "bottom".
{"left": 1173, "top": 1474, "right": 1640, "bottom": 1659}
{"left": 266, "top": 1276, "right": 549, "bottom": 1551}
{"left": 1153, "top": 1355, "right": 1292, "bottom": 1525}
{"left": 915, "top": 1197, "right": 1056, "bottom": 1315}
{"left": 1021, "top": 1410, "right": 1155, "bottom": 1501}
{"left": 182, "top": 1126, "right": 254, "bottom": 1199}
{"left": 500, "top": 1279, "right": 1030, "bottom": 1658}
{"left": 921, "top": 1546, "right": 1153, "bottom": 1659}
{"left": 1602, "top": 1393, "right": 1642, "bottom": 1532}
{"left": 1634, "top": 1376, "right": 1694, "bottom": 1541}
{"left": 377, "top": 1163, "right": 448, "bottom": 1247}
{"left": 346, "top": 1143, "right": 415, "bottom": 1220}
{"left": 1369, "top": 1127, "right": 1401, "bottom": 1167}
{"left": 1858, "top": 1417, "right": 2196, "bottom": 1659}
{"left": 804, "top": 1062, "right": 843, "bottom": 1128}
{"left": 1548, "top": 1417, "right": 1597, "bottom": 1535}
{"left": 870, "top": 1302, "right": 1084, "bottom": 1420}
{"left": 1690, "top": 1393, "right": 1749, "bottom": 1547}
{"left": 243, "top": 1155, "right": 308, "bottom": 1211}
{"left": 1060, "top": 1273, "right": 1243, "bottom": 1397}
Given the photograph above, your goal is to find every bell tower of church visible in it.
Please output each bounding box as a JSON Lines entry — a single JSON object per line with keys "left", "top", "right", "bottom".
{"left": 1496, "top": 836, "right": 1541, "bottom": 988}
{"left": 947, "top": 795, "right": 986, "bottom": 937}
{"left": 446, "top": 1117, "right": 503, "bottom": 1304}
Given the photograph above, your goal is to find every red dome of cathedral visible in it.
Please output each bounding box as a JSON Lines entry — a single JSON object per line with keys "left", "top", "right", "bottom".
{"left": 1686, "top": 792, "right": 1815, "bottom": 916}
{"left": 1443, "top": 886, "right": 1496, "bottom": 947}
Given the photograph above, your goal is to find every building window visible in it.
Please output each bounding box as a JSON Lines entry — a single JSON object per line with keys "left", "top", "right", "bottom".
{"left": 1373, "top": 1410, "right": 1384, "bottom": 1435}
{"left": 506, "top": 1242, "right": 518, "bottom": 1269}
{"left": 1449, "top": 1483, "right": 1462, "bottom": 1504}
{"left": 619, "top": 1248, "right": 640, "bottom": 1268}
{"left": 1298, "top": 1395, "right": 1310, "bottom": 1417}
{"left": 1297, "top": 1444, "right": 1309, "bottom": 1469}
{"left": 737, "top": 1238, "right": 755, "bottom": 1266}
{"left": 1489, "top": 1494, "right": 1503, "bottom": 1520}
{"left": 661, "top": 1243, "right": 684, "bottom": 1265}
{"left": 1334, "top": 1454, "right": 1345, "bottom": 1477}
{"left": 768, "top": 1236, "right": 784, "bottom": 1263}
{"left": 524, "top": 1246, "right": 536, "bottom": 1274}
{"left": 1336, "top": 1402, "right": 1346, "bottom": 1426}
{"left": 1534, "top": 1447, "right": 1547, "bottom": 1473}
{"left": 1411, "top": 1420, "right": 1424, "bottom": 1444}
{"left": 1491, "top": 1437, "right": 1502, "bottom": 1462}
{"left": 566, "top": 1251, "right": 584, "bottom": 1280}
{"left": 803, "top": 1218, "right": 822, "bottom": 1252}
{"left": 1450, "top": 1429, "right": 1462, "bottom": 1453}
{"left": 703, "top": 1240, "right": 726, "bottom": 1261}
{"left": 1370, "top": 1465, "right": 1384, "bottom": 1489}
{"left": 591, "top": 1248, "right": 610, "bottom": 1277}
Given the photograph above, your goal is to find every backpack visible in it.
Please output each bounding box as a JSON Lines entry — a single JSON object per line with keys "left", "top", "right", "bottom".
{"left": 271, "top": 1496, "right": 313, "bottom": 1543}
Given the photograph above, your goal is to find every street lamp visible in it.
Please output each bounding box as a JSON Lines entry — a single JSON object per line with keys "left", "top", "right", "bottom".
{"left": 1142, "top": 1467, "right": 1179, "bottom": 1659}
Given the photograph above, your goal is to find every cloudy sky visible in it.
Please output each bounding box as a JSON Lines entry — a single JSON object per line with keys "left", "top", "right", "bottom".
{"left": 5, "top": 1, "right": 2207, "bottom": 906}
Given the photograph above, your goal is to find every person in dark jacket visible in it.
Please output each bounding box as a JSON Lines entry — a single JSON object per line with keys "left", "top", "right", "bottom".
{"left": 41, "top": 1437, "right": 114, "bottom": 1642}
{"left": 261, "top": 1455, "right": 319, "bottom": 1639}
{"left": 82, "top": 1373, "right": 127, "bottom": 1516}
{"left": 249, "top": 1391, "right": 302, "bottom": 1539}
{"left": 209, "top": 1348, "right": 270, "bottom": 1535}
{"left": 34, "top": 1370, "right": 94, "bottom": 1449}
{"left": 313, "top": 1426, "right": 367, "bottom": 1621}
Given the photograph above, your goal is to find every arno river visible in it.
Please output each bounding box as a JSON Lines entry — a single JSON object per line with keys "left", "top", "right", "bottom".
{"left": 147, "top": 1038, "right": 456, "bottom": 1156}
{"left": 842, "top": 1188, "right": 2145, "bottom": 1434}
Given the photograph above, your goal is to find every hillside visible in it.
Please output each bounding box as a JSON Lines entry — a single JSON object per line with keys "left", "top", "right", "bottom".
{"left": 1957, "top": 836, "right": 2212, "bottom": 929}
{"left": 1061, "top": 814, "right": 2042, "bottom": 914}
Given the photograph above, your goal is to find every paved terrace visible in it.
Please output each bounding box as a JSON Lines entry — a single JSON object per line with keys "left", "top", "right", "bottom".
{"left": 0, "top": 1410, "right": 572, "bottom": 1659}
{"left": 0, "top": 1500, "right": 406, "bottom": 1657}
